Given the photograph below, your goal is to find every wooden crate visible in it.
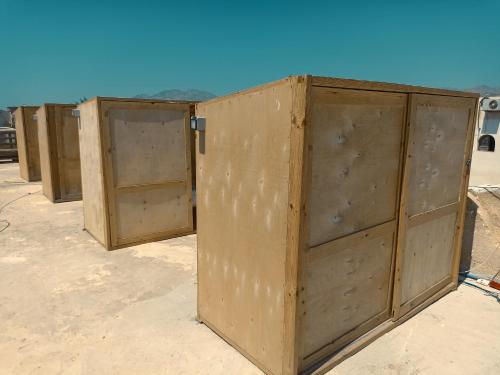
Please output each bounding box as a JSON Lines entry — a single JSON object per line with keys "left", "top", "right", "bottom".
{"left": 77, "top": 97, "right": 195, "bottom": 250}
{"left": 37, "top": 104, "right": 82, "bottom": 202}
{"left": 14, "top": 106, "right": 41, "bottom": 181}
{"left": 195, "top": 76, "right": 478, "bottom": 375}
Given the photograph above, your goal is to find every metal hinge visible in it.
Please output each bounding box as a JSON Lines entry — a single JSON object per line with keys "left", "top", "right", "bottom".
{"left": 190, "top": 116, "right": 206, "bottom": 132}
{"left": 466, "top": 159, "right": 472, "bottom": 174}
{"left": 32, "top": 114, "right": 38, "bottom": 121}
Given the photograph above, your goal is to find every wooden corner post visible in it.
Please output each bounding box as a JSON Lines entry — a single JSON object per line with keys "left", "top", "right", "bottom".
{"left": 282, "top": 75, "right": 312, "bottom": 375}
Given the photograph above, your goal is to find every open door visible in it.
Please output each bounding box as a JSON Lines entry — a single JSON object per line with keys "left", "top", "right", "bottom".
{"left": 392, "top": 94, "right": 476, "bottom": 319}
{"left": 100, "top": 101, "right": 194, "bottom": 248}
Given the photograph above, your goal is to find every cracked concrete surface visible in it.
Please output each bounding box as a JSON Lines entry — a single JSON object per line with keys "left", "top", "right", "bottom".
{"left": 0, "top": 162, "right": 499, "bottom": 375}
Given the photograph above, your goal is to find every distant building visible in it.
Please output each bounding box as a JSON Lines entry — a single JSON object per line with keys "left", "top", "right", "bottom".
{"left": 0, "top": 109, "right": 12, "bottom": 127}
{"left": 470, "top": 96, "right": 500, "bottom": 186}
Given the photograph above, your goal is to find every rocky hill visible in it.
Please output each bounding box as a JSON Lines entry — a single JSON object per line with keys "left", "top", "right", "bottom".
{"left": 464, "top": 85, "right": 500, "bottom": 96}
{"left": 135, "top": 89, "right": 216, "bottom": 101}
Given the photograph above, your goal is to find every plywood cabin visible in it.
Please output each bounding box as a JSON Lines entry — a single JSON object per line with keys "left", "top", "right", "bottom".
{"left": 195, "top": 76, "right": 478, "bottom": 375}
{"left": 76, "top": 97, "right": 195, "bottom": 250}
{"left": 14, "top": 106, "right": 41, "bottom": 181}
{"left": 36, "top": 103, "right": 82, "bottom": 202}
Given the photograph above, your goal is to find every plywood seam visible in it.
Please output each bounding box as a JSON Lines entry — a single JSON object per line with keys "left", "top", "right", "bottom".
{"left": 115, "top": 226, "right": 194, "bottom": 245}
{"left": 408, "top": 202, "right": 459, "bottom": 226}
{"left": 307, "top": 219, "right": 396, "bottom": 253}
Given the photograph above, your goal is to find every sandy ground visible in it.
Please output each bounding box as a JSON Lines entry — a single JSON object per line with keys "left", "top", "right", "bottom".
{"left": 0, "top": 162, "right": 499, "bottom": 375}
{"left": 461, "top": 188, "right": 500, "bottom": 278}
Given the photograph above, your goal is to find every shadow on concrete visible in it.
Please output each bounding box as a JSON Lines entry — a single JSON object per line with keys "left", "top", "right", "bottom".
{"left": 460, "top": 196, "right": 477, "bottom": 274}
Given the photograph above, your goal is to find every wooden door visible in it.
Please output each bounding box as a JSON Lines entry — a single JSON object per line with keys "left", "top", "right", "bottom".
{"left": 101, "top": 101, "right": 194, "bottom": 247}
{"left": 300, "top": 87, "right": 408, "bottom": 367}
{"left": 55, "top": 106, "right": 82, "bottom": 200}
{"left": 392, "top": 94, "right": 476, "bottom": 319}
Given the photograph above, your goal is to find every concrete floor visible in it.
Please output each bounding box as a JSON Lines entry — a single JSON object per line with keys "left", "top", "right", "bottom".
{"left": 0, "top": 162, "right": 499, "bottom": 375}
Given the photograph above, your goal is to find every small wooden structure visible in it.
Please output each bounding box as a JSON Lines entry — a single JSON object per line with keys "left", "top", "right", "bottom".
{"left": 0, "top": 127, "right": 17, "bottom": 161}
{"left": 14, "top": 106, "right": 41, "bottom": 181}
{"left": 195, "top": 76, "right": 478, "bottom": 375}
{"left": 37, "top": 104, "right": 82, "bottom": 202}
{"left": 77, "top": 97, "right": 195, "bottom": 250}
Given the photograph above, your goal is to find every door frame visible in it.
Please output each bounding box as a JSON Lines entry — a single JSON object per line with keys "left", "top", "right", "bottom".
{"left": 392, "top": 94, "right": 477, "bottom": 319}
{"left": 99, "top": 100, "right": 194, "bottom": 248}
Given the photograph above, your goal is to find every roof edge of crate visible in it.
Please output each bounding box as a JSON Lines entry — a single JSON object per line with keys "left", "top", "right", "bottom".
{"left": 311, "top": 76, "right": 480, "bottom": 98}
{"left": 15, "top": 105, "right": 40, "bottom": 110}
{"left": 81, "top": 96, "right": 199, "bottom": 106}
{"left": 39, "top": 103, "right": 78, "bottom": 108}
{"left": 196, "top": 75, "right": 479, "bottom": 109}
{"left": 195, "top": 76, "right": 298, "bottom": 107}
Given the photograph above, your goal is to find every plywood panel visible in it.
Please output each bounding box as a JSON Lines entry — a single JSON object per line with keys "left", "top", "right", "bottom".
{"left": 99, "top": 99, "right": 194, "bottom": 249}
{"left": 56, "top": 106, "right": 81, "bottom": 199}
{"left": 14, "top": 107, "right": 41, "bottom": 181}
{"left": 14, "top": 108, "right": 29, "bottom": 181}
{"left": 302, "top": 225, "right": 394, "bottom": 360}
{"left": 196, "top": 81, "right": 294, "bottom": 375}
{"left": 401, "top": 212, "right": 456, "bottom": 304}
{"left": 78, "top": 99, "right": 108, "bottom": 245}
{"left": 393, "top": 94, "right": 476, "bottom": 319}
{"left": 407, "top": 103, "right": 470, "bottom": 216}
{"left": 115, "top": 184, "right": 189, "bottom": 242}
{"left": 37, "top": 105, "right": 57, "bottom": 201}
{"left": 23, "top": 107, "right": 41, "bottom": 180}
{"left": 108, "top": 108, "right": 187, "bottom": 187}
{"left": 308, "top": 88, "right": 406, "bottom": 246}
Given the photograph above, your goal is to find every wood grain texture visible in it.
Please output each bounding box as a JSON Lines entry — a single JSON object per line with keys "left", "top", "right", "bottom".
{"left": 401, "top": 212, "right": 457, "bottom": 304}
{"left": 302, "top": 223, "right": 395, "bottom": 362}
{"left": 393, "top": 94, "right": 477, "bottom": 319}
{"left": 283, "top": 75, "right": 310, "bottom": 375}
{"left": 407, "top": 96, "right": 471, "bottom": 216}
{"left": 196, "top": 79, "right": 295, "bottom": 375}
{"left": 37, "top": 105, "right": 57, "bottom": 201}
{"left": 78, "top": 99, "right": 108, "bottom": 246}
{"left": 100, "top": 100, "right": 194, "bottom": 248}
{"left": 37, "top": 104, "right": 81, "bottom": 203}
{"left": 307, "top": 88, "right": 406, "bottom": 246}
{"left": 14, "top": 106, "right": 41, "bottom": 181}
{"left": 56, "top": 106, "right": 82, "bottom": 200}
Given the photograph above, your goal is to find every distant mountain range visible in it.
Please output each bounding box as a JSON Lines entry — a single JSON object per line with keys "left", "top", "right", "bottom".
{"left": 463, "top": 85, "right": 500, "bottom": 96}
{"left": 135, "top": 89, "right": 216, "bottom": 101}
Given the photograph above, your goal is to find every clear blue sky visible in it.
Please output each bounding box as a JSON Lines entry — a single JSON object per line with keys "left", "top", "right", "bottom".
{"left": 1, "top": 0, "right": 499, "bottom": 108}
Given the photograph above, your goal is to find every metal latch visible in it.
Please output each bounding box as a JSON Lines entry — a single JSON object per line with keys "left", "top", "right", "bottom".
{"left": 190, "top": 116, "right": 206, "bottom": 132}
{"left": 32, "top": 114, "right": 38, "bottom": 121}
{"left": 71, "top": 109, "right": 81, "bottom": 130}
